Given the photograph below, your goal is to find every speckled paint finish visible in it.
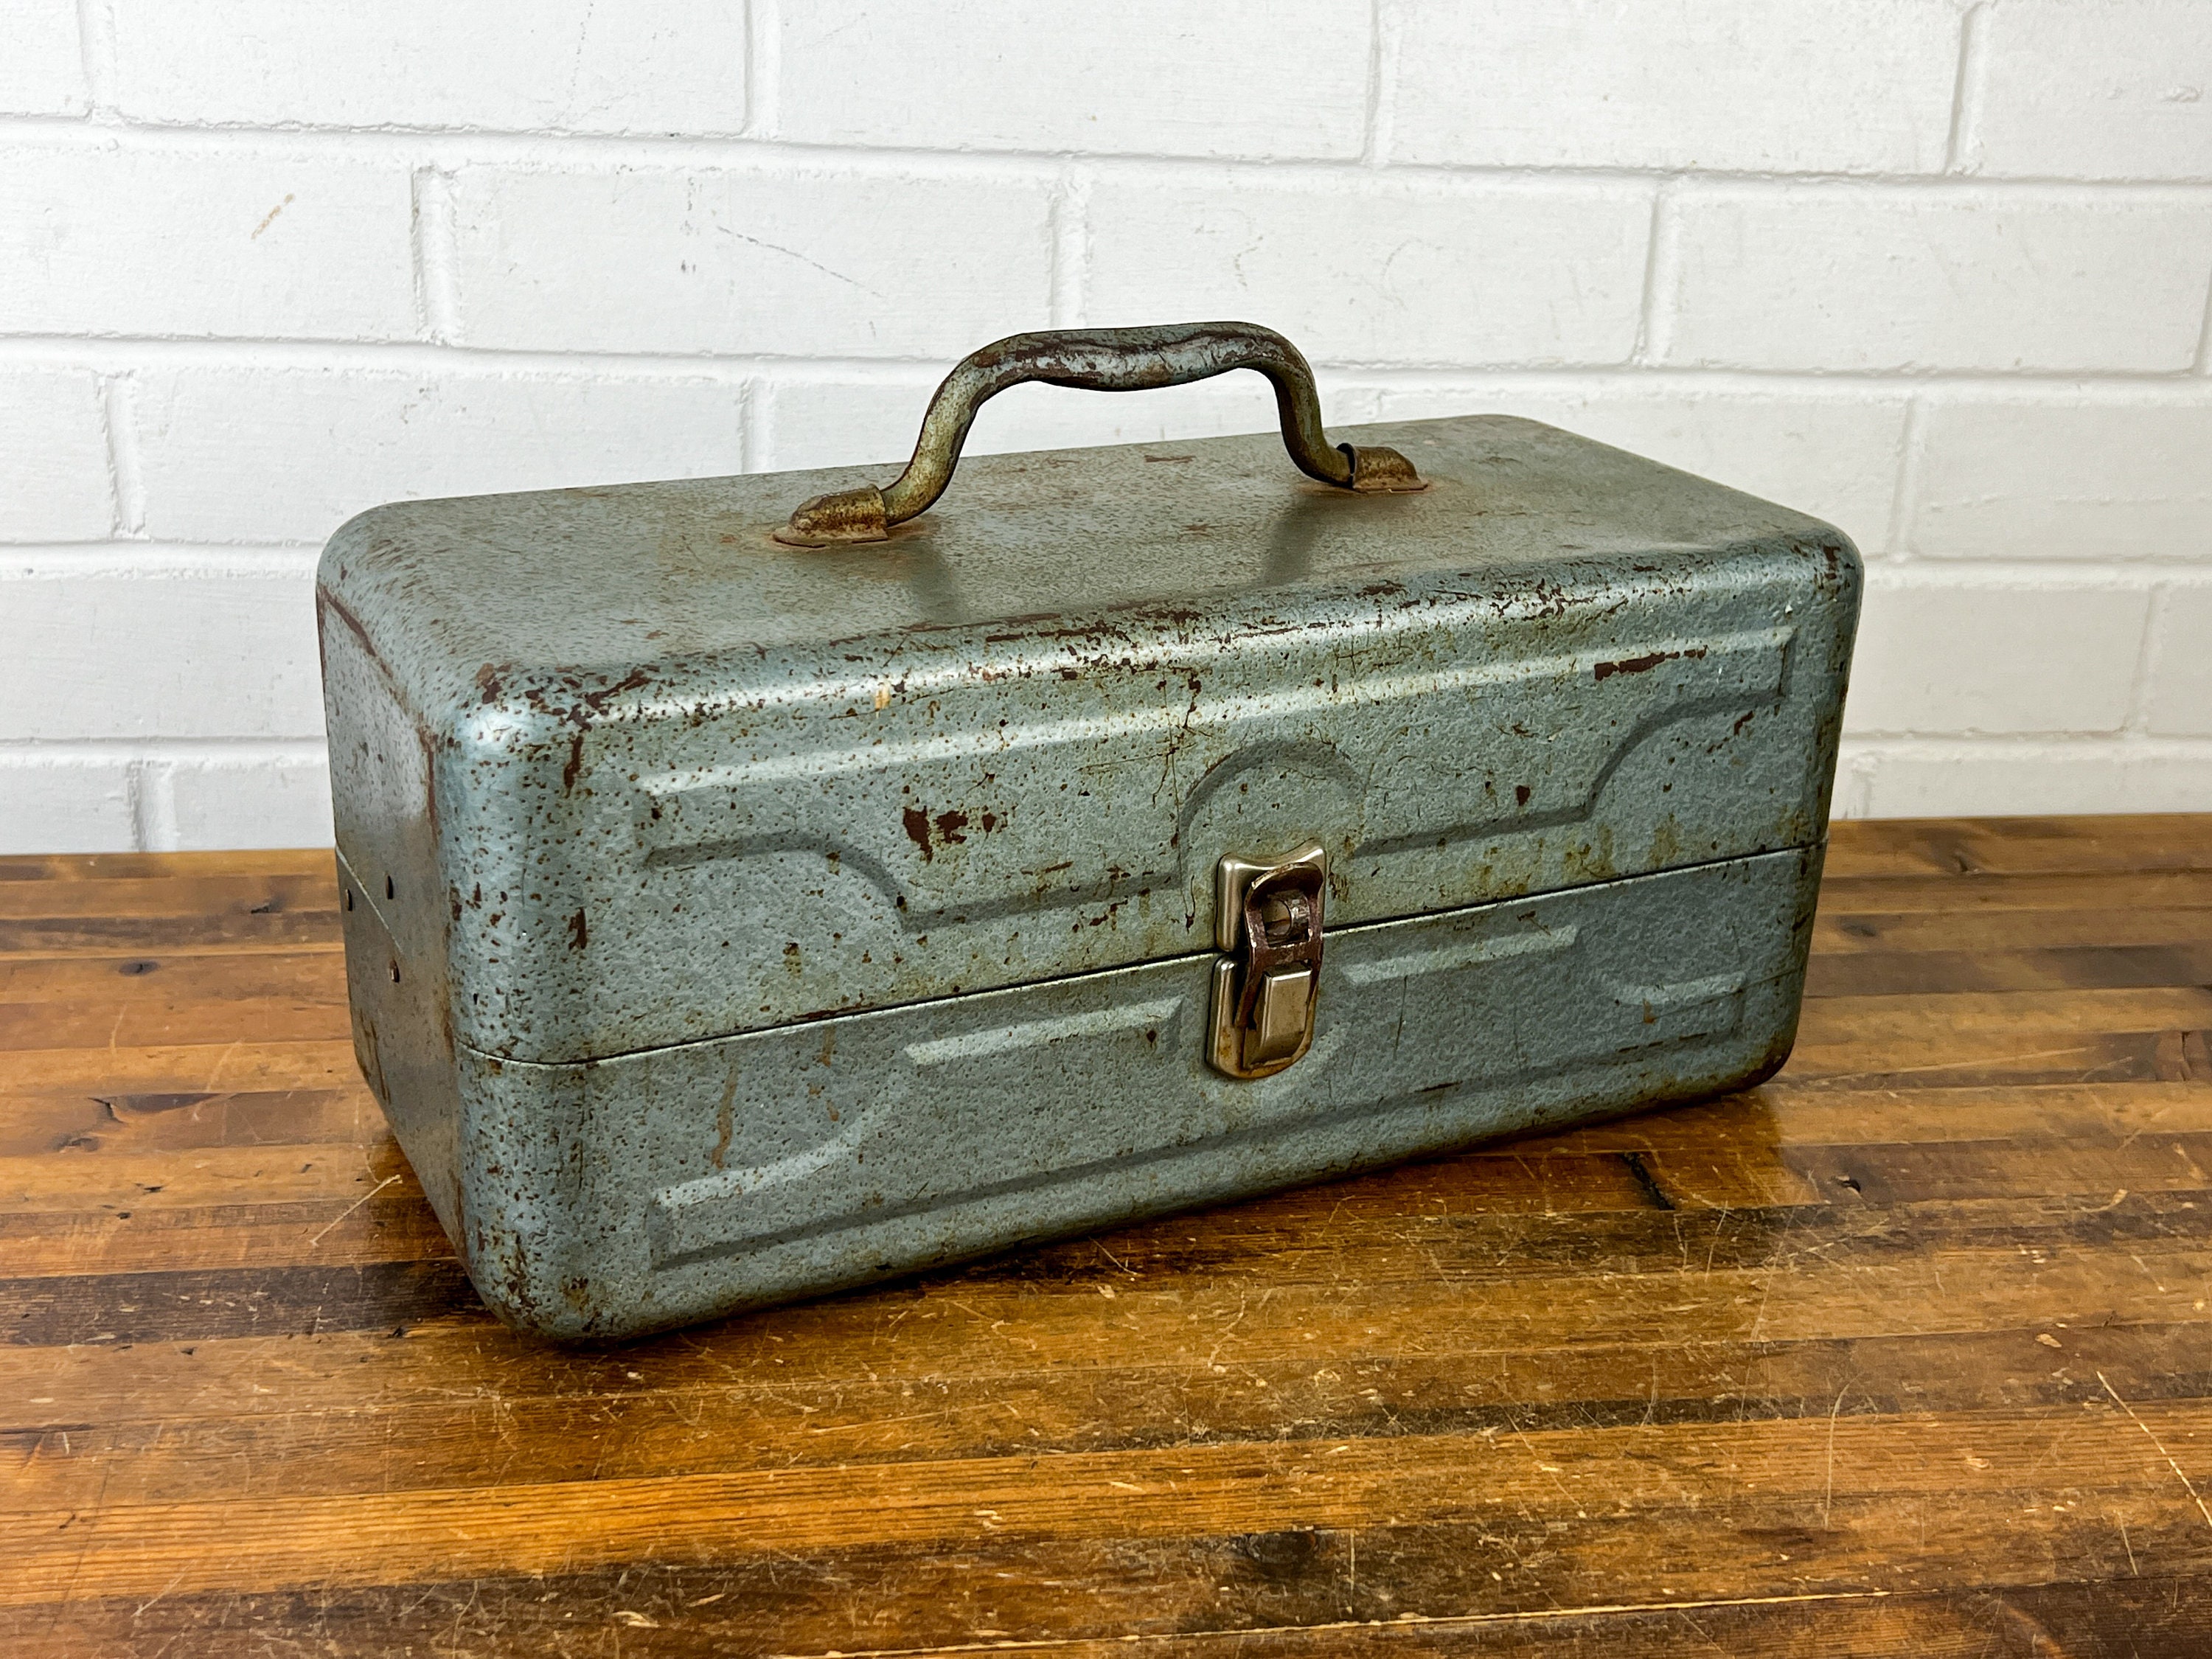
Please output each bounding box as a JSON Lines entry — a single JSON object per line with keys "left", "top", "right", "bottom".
{"left": 320, "top": 414, "right": 1858, "bottom": 1338}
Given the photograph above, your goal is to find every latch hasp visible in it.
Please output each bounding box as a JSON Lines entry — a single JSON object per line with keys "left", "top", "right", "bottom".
{"left": 1208, "top": 842, "right": 1327, "bottom": 1079}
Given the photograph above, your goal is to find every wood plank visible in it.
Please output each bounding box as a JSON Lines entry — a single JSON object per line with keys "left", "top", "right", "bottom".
{"left": 14, "top": 1237, "right": 2187, "bottom": 1427}
{"left": 9, "top": 1572, "right": 2208, "bottom": 1659}
{"left": 1804, "top": 941, "right": 2212, "bottom": 997}
{"left": 1541, "top": 1082, "right": 2212, "bottom": 1153}
{"left": 1795, "top": 986, "right": 2212, "bottom": 1042}
{"left": 0, "top": 849, "right": 336, "bottom": 883}
{"left": 0, "top": 872, "right": 338, "bottom": 923}
{"left": 6, "top": 1398, "right": 2211, "bottom": 1606}
{"left": 0, "top": 1086, "right": 381, "bottom": 1158}
{"left": 9, "top": 1092, "right": 2212, "bottom": 1284}
{"left": 9, "top": 1183, "right": 2208, "bottom": 1352}
{"left": 0, "top": 1197, "right": 456, "bottom": 1278}
{"left": 1812, "top": 906, "right": 2212, "bottom": 955}
{"left": 0, "top": 995, "right": 350, "bottom": 1051}
{"left": 8, "top": 1290, "right": 2207, "bottom": 1513}
{"left": 0, "top": 1039, "right": 361, "bottom": 1096}
{"left": 1812, "top": 870, "right": 2212, "bottom": 915}
{"left": 0, "top": 949, "right": 350, "bottom": 1004}
{"left": 0, "top": 1142, "right": 415, "bottom": 1214}
{"left": 0, "top": 913, "right": 341, "bottom": 958}
{"left": 1819, "top": 813, "right": 2212, "bottom": 878}
{"left": 1781, "top": 1030, "right": 2210, "bottom": 1091}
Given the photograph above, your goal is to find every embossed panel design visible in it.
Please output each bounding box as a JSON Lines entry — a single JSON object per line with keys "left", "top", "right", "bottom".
{"left": 621, "top": 847, "right": 1809, "bottom": 1291}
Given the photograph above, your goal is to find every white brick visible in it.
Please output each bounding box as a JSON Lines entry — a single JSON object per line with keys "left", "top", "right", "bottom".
{"left": 1083, "top": 179, "right": 1652, "bottom": 367}
{"left": 133, "top": 367, "right": 748, "bottom": 544}
{"left": 777, "top": 1, "right": 1366, "bottom": 160}
{"left": 2147, "top": 587, "right": 2212, "bottom": 737}
{"left": 0, "top": 572, "right": 321, "bottom": 741}
{"left": 0, "top": 1, "right": 88, "bottom": 116}
{"left": 109, "top": 0, "right": 744, "bottom": 134}
{"left": 0, "top": 146, "right": 416, "bottom": 341}
{"left": 1392, "top": 0, "right": 1959, "bottom": 173}
{"left": 1910, "top": 399, "right": 2212, "bottom": 562}
{"left": 161, "top": 749, "right": 333, "bottom": 850}
{"left": 0, "top": 754, "right": 137, "bottom": 854}
{"left": 763, "top": 372, "right": 1379, "bottom": 473}
{"left": 0, "top": 369, "right": 113, "bottom": 540}
{"left": 1970, "top": 1, "right": 2212, "bottom": 180}
{"left": 1371, "top": 383, "right": 1905, "bottom": 552}
{"left": 1849, "top": 741, "right": 2212, "bottom": 815}
{"left": 1843, "top": 575, "right": 2150, "bottom": 737}
{"left": 1665, "top": 189, "right": 2212, "bottom": 372}
{"left": 451, "top": 166, "right": 1054, "bottom": 357}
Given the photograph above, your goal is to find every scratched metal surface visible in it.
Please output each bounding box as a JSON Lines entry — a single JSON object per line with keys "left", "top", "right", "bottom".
{"left": 320, "top": 415, "right": 1858, "bottom": 1063}
{"left": 420, "top": 847, "right": 1818, "bottom": 1338}
{"left": 318, "top": 412, "right": 1858, "bottom": 1337}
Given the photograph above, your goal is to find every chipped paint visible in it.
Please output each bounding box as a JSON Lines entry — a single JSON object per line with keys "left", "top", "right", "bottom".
{"left": 319, "top": 407, "right": 1857, "bottom": 1338}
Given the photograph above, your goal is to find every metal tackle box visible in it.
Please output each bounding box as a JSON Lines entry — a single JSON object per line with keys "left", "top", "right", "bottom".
{"left": 319, "top": 321, "right": 1860, "bottom": 1340}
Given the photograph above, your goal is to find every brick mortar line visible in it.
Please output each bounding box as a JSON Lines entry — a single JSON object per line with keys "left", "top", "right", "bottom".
{"left": 2129, "top": 585, "right": 2179, "bottom": 739}
{"left": 5, "top": 117, "right": 2212, "bottom": 192}
{"left": 1837, "top": 735, "right": 2212, "bottom": 757}
{"left": 1360, "top": 0, "right": 1395, "bottom": 169}
{"left": 1630, "top": 179, "right": 1680, "bottom": 366}
{"left": 740, "top": 0, "right": 775, "bottom": 142}
{"left": 0, "top": 739, "right": 330, "bottom": 759}
{"left": 1, "top": 547, "right": 324, "bottom": 569}
{"left": 71, "top": 0, "right": 116, "bottom": 114}
{"left": 97, "top": 372, "right": 145, "bottom": 537}
{"left": 1884, "top": 397, "right": 1928, "bottom": 560}
{"left": 12, "top": 340, "right": 2212, "bottom": 388}
{"left": 1942, "top": 3, "right": 1989, "bottom": 176}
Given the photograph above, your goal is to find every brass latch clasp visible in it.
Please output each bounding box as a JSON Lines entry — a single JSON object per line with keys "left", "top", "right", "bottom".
{"left": 1207, "top": 843, "right": 1326, "bottom": 1080}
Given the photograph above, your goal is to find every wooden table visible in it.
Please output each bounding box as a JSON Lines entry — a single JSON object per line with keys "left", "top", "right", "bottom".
{"left": 5, "top": 816, "right": 2211, "bottom": 1655}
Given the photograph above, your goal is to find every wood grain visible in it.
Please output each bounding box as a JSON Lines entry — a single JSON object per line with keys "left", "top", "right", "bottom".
{"left": 1, "top": 816, "right": 2210, "bottom": 1657}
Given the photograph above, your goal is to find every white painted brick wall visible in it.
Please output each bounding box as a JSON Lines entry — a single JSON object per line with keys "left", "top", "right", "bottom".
{"left": 1967, "top": 0, "right": 2212, "bottom": 180}
{"left": 1389, "top": 1, "right": 1964, "bottom": 174}
{"left": 0, "top": 368, "right": 112, "bottom": 537}
{"left": 4, "top": 0, "right": 2210, "bottom": 852}
{"left": 1, "top": 144, "right": 419, "bottom": 341}
{"left": 448, "top": 164, "right": 1057, "bottom": 355}
{"left": 106, "top": 0, "right": 749, "bottom": 134}
{"left": 1082, "top": 176, "right": 1655, "bottom": 365}
{"left": 1662, "top": 186, "right": 2212, "bottom": 372}
{"left": 776, "top": 3, "right": 1373, "bottom": 160}
{"left": 0, "top": 0, "right": 87, "bottom": 117}
{"left": 132, "top": 366, "right": 749, "bottom": 543}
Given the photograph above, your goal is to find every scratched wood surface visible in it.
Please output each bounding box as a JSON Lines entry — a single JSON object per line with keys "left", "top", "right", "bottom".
{"left": 4, "top": 815, "right": 2212, "bottom": 1656}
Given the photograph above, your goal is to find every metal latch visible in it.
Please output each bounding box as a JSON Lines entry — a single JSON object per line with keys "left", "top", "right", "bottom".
{"left": 1207, "top": 843, "right": 1326, "bottom": 1080}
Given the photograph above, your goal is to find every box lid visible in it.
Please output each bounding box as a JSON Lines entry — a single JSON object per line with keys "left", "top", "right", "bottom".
{"left": 320, "top": 411, "right": 1858, "bottom": 1064}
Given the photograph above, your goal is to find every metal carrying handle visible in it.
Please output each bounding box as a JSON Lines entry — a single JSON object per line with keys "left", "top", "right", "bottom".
{"left": 776, "top": 321, "right": 1424, "bottom": 546}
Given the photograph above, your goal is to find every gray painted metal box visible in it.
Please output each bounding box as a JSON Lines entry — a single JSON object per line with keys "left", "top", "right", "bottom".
{"left": 319, "top": 324, "right": 1860, "bottom": 1340}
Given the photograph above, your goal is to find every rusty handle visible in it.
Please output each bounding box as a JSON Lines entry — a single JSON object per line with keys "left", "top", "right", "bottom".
{"left": 776, "top": 321, "right": 1422, "bottom": 546}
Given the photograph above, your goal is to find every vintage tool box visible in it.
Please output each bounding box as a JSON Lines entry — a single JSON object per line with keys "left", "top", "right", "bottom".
{"left": 319, "top": 323, "right": 1860, "bottom": 1340}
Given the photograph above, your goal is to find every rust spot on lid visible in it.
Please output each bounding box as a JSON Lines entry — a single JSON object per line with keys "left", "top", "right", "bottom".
{"left": 1593, "top": 646, "right": 1706, "bottom": 681}
{"left": 902, "top": 806, "right": 933, "bottom": 861}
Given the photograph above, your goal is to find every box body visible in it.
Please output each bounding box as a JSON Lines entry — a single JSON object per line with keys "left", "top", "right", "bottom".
{"left": 320, "top": 415, "right": 1859, "bottom": 1338}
